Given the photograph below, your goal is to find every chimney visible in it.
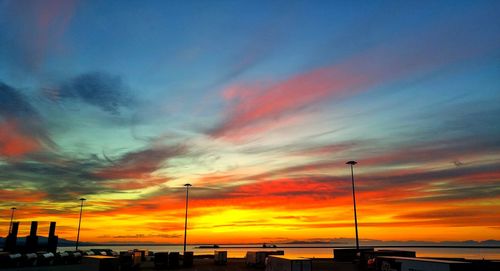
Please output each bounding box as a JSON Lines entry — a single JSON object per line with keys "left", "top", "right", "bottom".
{"left": 11, "top": 222, "right": 19, "bottom": 237}
{"left": 47, "top": 222, "right": 58, "bottom": 253}
{"left": 25, "top": 221, "right": 39, "bottom": 252}
{"left": 4, "top": 222, "right": 19, "bottom": 252}
{"left": 29, "top": 221, "right": 37, "bottom": 236}
{"left": 48, "top": 222, "right": 56, "bottom": 238}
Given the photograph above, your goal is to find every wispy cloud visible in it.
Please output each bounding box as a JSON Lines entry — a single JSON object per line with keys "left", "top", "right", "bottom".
{"left": 95, "top": 144, "right": 186, "bottom": 180}
{"left": 208, "top": 9, "right": 500, "bottom": 142}
{"left": 0, "top": 0, "right": 77, "bottom": 73}
{"left": 209, "top": 66, "right": 370, "bottom": 141}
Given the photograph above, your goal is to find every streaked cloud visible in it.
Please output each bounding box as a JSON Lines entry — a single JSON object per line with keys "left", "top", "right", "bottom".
{"left": 0, "top": 0, "right": 77, "bottom": 73}
{"left": 209, "top": 66, "right": 370, "bottom": 141}
{"left": 96, "top": 144, "right": 186, "bottom": 180}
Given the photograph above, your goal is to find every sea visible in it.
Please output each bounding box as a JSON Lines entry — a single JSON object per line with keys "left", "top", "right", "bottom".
{"left": 59, "top": 244, "right": 500, "bottom": 259}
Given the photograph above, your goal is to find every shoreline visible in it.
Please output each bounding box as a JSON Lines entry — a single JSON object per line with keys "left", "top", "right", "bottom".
{"left": 60, "top": 244, "right": 500, "bottom": 249}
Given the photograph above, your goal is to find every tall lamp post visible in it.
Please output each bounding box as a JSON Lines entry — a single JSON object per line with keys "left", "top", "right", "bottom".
{"left": 183, "top": 183, "right": 192, "bottom": 254}
{"left": 8, "top": 207, "right": 16, "bottom": 234}
{"left": 346, "top": 160, "right": 360, "bottom": 251}
{"left": 75, "top": 198, "right": 86, "bottom": 251}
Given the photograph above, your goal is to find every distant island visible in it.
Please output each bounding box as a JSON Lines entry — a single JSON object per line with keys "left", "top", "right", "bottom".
{"left": 282, "top": 238, "right": 500, "bottom": 247}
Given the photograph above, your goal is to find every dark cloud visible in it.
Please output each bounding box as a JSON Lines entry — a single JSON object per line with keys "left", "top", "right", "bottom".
{"left": 180, "top": 160, "right": 500, "bottom": 208}
{"left": 95, "top": 144, "right": 187, "bottom": 180}
{"left": 0, "top": 82, "right": 38, "bottom": 119}
{"left": 361, "top": 162, "right": 500, "bottom": 188}
{"left": 243, "top": 161, "right": 342, "bottom": 181}
{"left": 238, "top": 130, "right": 500, "bottom": 185}
{"left": 0, "top": 143, "right": 188, "bottom": 202}
{"left": 0, "top": 152, "right": 112, "bottom": 202}
{"left": 0, "top": 109, "right": 189, "bottom": 203}
{"left": 168, "top": 176, "right": 345, "bottom": 203}
{"left": 142, "top": 184, "right": 227, "bottom": 200}
{"left": 237, "top": 141, "right": 359, "bottom": 156}
{"left": 391, "top": 182, "right": 499, "bottom": 204}
{"left": 361, "top": 136, "right": 500, "bottom": 168}
{"left": 60, "top": 72, "right": 133, "bottom": 114}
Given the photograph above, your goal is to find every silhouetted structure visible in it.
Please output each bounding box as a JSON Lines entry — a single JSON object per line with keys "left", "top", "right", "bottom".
{"left": 154, "top": 252, "right": 169, "bottom": 269}
{"left": 183, "top": 183, "right": 192, "bottom": 254}
{"left": 183, "top": 251, "right": 193, "bottom": 267}
{"left": 76, "top": 197, "right": 86, "bottom": 250}
{"left": 245, "top": 250, "right": 285, "bottom": 267}
{"left": 4, "top": 221, "right": 19, "bottom": 252}
{"left": 47, "top": 221, "right": 58, "bottom": 253}
{"left": 346, "top": 160, "right": 360, "bottom": 251}
{"left": 169, "top": 251, "right": 180, "bottom": 268}
{"left": 25, "top": 221, "right": 38, "bottom": 252}
{"left": 8, "top": 207, "right": 16, "bottom": 234}
{"left": 4, "top": 221, "right": 59, "bottom": 253}
{"left": 214, "top": 250, "right": 227, "bottom": 265}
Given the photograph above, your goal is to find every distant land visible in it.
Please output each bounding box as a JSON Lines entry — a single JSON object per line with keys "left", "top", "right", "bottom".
{"left": 0, "top": 236, "right": 93, "bottom": 247}
{"left": 1, "top": 237, "right": 498, "bottom": 247}
{"left": 281, "top": 238, "right": 500, "bottom": 247}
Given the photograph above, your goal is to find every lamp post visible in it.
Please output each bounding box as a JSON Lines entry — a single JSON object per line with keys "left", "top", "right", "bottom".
{"left": 346, "top": 160, "right": 360, "bottom": 251}
{"left": 75, "top": 198, "right": 86, "bottom": 251}
{"left": 183, "top": 183, "right": 192, "bottom": 254}
{"left": 8, "top": 207, "right": 16, "bottom": 235}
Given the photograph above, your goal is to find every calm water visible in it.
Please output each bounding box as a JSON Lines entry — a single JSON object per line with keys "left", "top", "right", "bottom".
{"left": 59, "top": 244, "right": 500, "bottom": 259}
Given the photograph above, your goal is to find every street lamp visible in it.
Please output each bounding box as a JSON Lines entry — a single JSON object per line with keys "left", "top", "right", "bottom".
{"left": 8, "top": 207, "right": 16, "bottom": 235}
{"left": 75, "top": 198, "right": 86, "bottom": 251}
{"left": 346, "top": 160, "right": 360, "bottom": 251}
{"left": 183, "top": 183, "right": 192, "bottom": 254}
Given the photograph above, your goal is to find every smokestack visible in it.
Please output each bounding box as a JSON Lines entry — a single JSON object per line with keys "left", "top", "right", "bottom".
{"left": 11, "top": 222, "right": 19, "bottom": 237}
{"left": 4, "top": 222, "right": 19, "bottom": 252}
{"left": 29, "top": 221, "right": 38, "bottom": 237}
{"left": 47, "top": 222, "right": 58, "bottom": 253}
{"left": 25, "top": 221, "right": 39, "bottom": 252}
{"left": 49, "top": 222, "right": 56, "bottom": 238}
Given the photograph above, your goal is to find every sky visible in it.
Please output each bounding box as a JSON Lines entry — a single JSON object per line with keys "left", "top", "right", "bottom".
{"left": 0, "top": 0, "right": 499, "bottom": 244}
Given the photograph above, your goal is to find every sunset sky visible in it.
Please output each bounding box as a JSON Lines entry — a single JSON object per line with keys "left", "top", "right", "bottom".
{"left": 0, "top": 0, "right": 499, "bottom": 244}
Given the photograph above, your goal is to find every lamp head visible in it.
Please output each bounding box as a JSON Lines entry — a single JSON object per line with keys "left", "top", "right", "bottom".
{"left": 346, "top": 160, "right": 358, "bottom": 165}
{"left": 79, "top": 198, "right": 86, "bottom": 201}
{"left": 184, "top": 183, "right": 192, "bottom": 187}
{"left": 11, "top": 207, "right": 16, "bottom": 210}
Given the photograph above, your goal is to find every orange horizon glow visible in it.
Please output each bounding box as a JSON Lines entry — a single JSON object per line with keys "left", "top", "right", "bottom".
{"left": 2, "top": 168, "right": 499, "bottom": 244}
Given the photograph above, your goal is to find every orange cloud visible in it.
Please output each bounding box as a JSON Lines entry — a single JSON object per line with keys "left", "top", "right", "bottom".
{"left": 0, "top": 189, "right": 47, "bottom": 203}
{"left": 0, "top": 120, "right": 41, "bottom": 157}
